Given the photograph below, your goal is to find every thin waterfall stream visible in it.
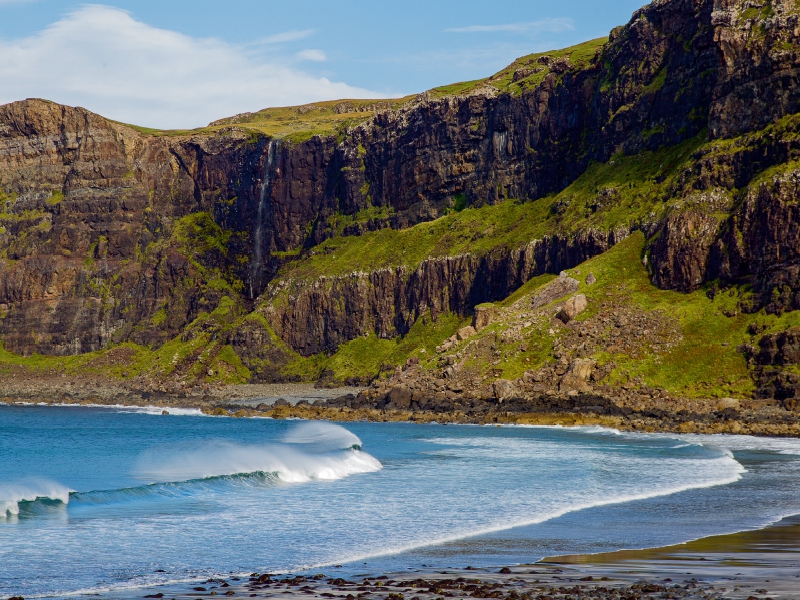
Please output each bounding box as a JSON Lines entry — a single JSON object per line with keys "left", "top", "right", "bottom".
{"left": 249, "top": 139, "right": 278, "bottom": 299}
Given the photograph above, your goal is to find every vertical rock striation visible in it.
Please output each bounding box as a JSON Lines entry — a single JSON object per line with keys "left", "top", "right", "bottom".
{"left": 1, "top": 0, "right": 800, "bottom": 361}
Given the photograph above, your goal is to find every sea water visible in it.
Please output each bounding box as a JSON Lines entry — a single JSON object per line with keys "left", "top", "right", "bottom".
{"left": 2, "top": 405, "right": 800, "bottom": 598}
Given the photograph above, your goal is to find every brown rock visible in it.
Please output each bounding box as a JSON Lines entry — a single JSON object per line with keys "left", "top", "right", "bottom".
{"left": 492, "top": 379, "right": 518, "bottom": 403}
{"left": 457, "top": 325, "right": 477, "bottom": 341}
{"left": 531, "top": 277, "right": 580, "bottom": 310}
{"left": 559, "top": 358, "right": 596, "bottom": 393}
{"left": 716, "top": 397, "right": 740, "bottom": 411}
{"left": 472, "top": 305, "right": 494, "bottom": 331}
{"left": 556, "top": 294, "right": 588, "bottom": 323}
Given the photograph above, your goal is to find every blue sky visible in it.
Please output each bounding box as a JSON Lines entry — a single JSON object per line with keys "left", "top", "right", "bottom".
{"left": 0, "top": 0, "right": 647, "bottom": 128}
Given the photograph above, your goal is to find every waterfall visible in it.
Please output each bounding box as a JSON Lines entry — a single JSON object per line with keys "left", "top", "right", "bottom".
{"left": 249, "top": 139, "right": 278, "bottom": 299}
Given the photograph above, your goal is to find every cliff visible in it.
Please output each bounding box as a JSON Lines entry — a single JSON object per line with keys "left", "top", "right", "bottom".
{"left": 2, "top": 0, "right": 800, "bottom": 411}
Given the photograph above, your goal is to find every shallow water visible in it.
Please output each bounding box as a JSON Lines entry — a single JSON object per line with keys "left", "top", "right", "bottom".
{"left": 1, "top": 405, "right": 800, "bottom": 598}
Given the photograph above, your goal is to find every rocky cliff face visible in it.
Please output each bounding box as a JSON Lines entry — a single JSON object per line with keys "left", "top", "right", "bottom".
{"left": 1, "top": 0, "right": 800, "bottom": 374}
{"left": 0, "top": 100, "right": 272, "bottom": 354}
{"left": 262, "top": 230, "right": 626, "bottom": 356}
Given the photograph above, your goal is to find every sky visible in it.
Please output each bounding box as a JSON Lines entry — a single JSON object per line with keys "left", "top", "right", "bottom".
{"left": 0, "top": 0, "right": 647, "bottom": 129}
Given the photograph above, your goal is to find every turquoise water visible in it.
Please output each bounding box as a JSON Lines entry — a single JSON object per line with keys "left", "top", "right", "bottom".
{"left": 2, "top": 404, "right": 800, "bottom": 598}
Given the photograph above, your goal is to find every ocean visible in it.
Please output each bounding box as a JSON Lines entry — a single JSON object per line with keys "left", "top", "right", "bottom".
{"left": 2, "top": 404, "right": 800, "bottom": 598}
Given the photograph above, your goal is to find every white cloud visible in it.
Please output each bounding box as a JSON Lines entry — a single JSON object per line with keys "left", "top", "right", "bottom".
{"left": 256, "top": 29, "right": 315, "bottom": 45}
{"left": 446, "top": 18, "right": 574, "bottom": 34}
{"left": 0, "top": 5, "right": 383, "bottom": 128}
{"left": 296, "top": 49, "right": 327, "bottom": 62}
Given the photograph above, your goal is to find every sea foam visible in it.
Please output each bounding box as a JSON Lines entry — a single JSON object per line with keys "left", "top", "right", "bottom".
{"left": 134, "top": 422, "right": 381, "bottom": 484}
{"left": 0, "top": 478, "right": 73, "bottom": 517}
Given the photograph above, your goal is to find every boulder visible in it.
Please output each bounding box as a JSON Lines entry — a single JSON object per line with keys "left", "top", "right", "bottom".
{"left": 405, "top": 356, "right": 420, "bottom": 369}
{"left": 556, "top": 294, "right": 588, "bottom": 323}
{"left": 531, "top": 277, "right": 580, "bottom": 309}
{"left": 436, "top": 340, "right": 454, "bottom": 353}
{"left": 493, "top": 379, "right": 518, "bottom": 402}
{"left": 457, "top": 325, "right": 476, "bottom": 340}
{"left": 716, "top": 397, "right": 740, "bottom": 411}
{"left": 473, "top": 305, "right": 494, "bottom": 331}
{"left": 586, "top": 272, "right": 597, "bottom": 285}
{"left": 387, "top": 386, "right": 413, "bottom": 409}
{"left": 559, "top": 358, "right": 596, "bottom": 393}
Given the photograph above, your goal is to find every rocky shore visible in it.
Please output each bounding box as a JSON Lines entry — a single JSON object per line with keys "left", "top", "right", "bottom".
{"left": 1, "top": 376, "right": 798, "bottom": 437}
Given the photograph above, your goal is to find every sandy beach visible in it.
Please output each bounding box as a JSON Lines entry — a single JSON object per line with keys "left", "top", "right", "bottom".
{"left": 109, "top": 517, "right": 800, "bottom": 600}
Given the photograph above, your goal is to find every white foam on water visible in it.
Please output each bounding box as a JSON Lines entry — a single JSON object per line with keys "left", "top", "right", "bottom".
{"left": 686, "top": 433, "right": 800, "bottom": 455}
{"left": 304, "top": 449, "right": 746, "bottom": 569}
{"left": 135, "top": 423, "right": 381, "bottom": 484}
{"left": 105, "top": 405, "right": 206, "bottom": 417}
{"left": 281, "top": 420, "right": 363, "bottom": 449}
{"left": 0, "top": 478, "right": 73, "bottom": 517}
{"left": 3, "top": 418, "right": 783, "bottom": 600}
{"left": 3, "top": 402, "right": 207, "bottom": 416}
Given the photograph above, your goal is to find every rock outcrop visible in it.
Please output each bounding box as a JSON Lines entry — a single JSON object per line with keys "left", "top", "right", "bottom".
{"left": 261, "top": 231, "right": 621, "bottom": 355}
{"left": 1, "top": 0, "right": 800, "bottom": 376}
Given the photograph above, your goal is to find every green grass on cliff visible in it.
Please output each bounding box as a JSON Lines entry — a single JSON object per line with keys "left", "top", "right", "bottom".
{"left": 286, "top": 230, "right": 800, "bottom": 398}
{"left": 117, "top": 39, "right": 607, "bottom": 142}
{"left": 271, "top": 133, "right": 706, "bottom": 285}
{"left": 486, "top": 37, "right": 608, "bottom": 96}
{"left": 428, "top": 38, "right": 608, "bottom": 99}
{"left": 274, "top": 198, "right": 554, "bottom": 282}
{"left": 476, "top": 233, "right": 800, "bottom": 399}
{"left": 563, "top": 234, "right": 757, "bottom": 397}
{"left": 117, "top": 98, "right": 413, "bottom": 142}
{"left": 283, "top": 312, "right": 468, "bottom": 384}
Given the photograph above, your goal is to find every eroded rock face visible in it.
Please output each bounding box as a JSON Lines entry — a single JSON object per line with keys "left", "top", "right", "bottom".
{"left": 709, "top": 0, "right": 800, "bottom": 139}
{"left": 0, "top": 100, "right": 270, "bottom": 354}
{"left": 748, "top": 327, "right": 800, "bottom": 403}
{"left": 714, "top": 169, "right": 800, "bottom": 311}
{"left": 1, "top": 0, "right": 800, "bottom": 360}
{"left": 758, "top": 328, "right": 800, "bottom": 366}
{"left": 262, "top": 232, "right": 619, "bottom": 356}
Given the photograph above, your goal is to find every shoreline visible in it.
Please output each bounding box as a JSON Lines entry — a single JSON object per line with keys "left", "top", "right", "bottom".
{"left": 4, "top": 401, "right": 800, "bottom": 599}
{"left": 2, "top": 386, "right": 800, "bottom": 438}
{"left": 39, "top": 515, "right": 800, "bottom": 600}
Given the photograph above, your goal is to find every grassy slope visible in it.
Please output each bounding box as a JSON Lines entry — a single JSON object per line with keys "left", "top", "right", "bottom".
{"left": 117, "top": 38, "right": 608, "bottom": 142}
{"left": 269, "top": 132, "right": 705, "bottom": 284}
{"left": 330, "top": 233, "right": 798, "bottom": 400}
{"left": 438, "top": 37, "right": 608, "bottom": 98}
{"left": 2, "top": 123, "right": 794, "bottom": 394}
{"left": 118, "top": 99, "right": 412, "bottom": 142}
{"left": 5, "top": 37, "right": 800, "bottom": 399}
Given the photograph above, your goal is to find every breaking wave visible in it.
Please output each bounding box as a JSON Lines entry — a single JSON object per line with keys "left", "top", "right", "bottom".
{"left": 134, "top": 421, "right": 380, "bottom": 483}
{"left": 0, "top": 478, "right": 73, "bottom": 517}
{"left": 2, "top": 423, "right": 381, "bottom": 517}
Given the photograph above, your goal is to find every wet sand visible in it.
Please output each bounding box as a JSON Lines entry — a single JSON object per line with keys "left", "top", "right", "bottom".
{"left": 121, "top": 516, "right": 800, "bottom": 600}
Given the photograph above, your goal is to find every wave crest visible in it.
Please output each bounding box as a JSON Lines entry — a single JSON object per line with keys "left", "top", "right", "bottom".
{"left": 135, "top": 422, "right": 381, "bottom": 484}
{"left": 0, "top": 478, "right": 73, "bottom": 517}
